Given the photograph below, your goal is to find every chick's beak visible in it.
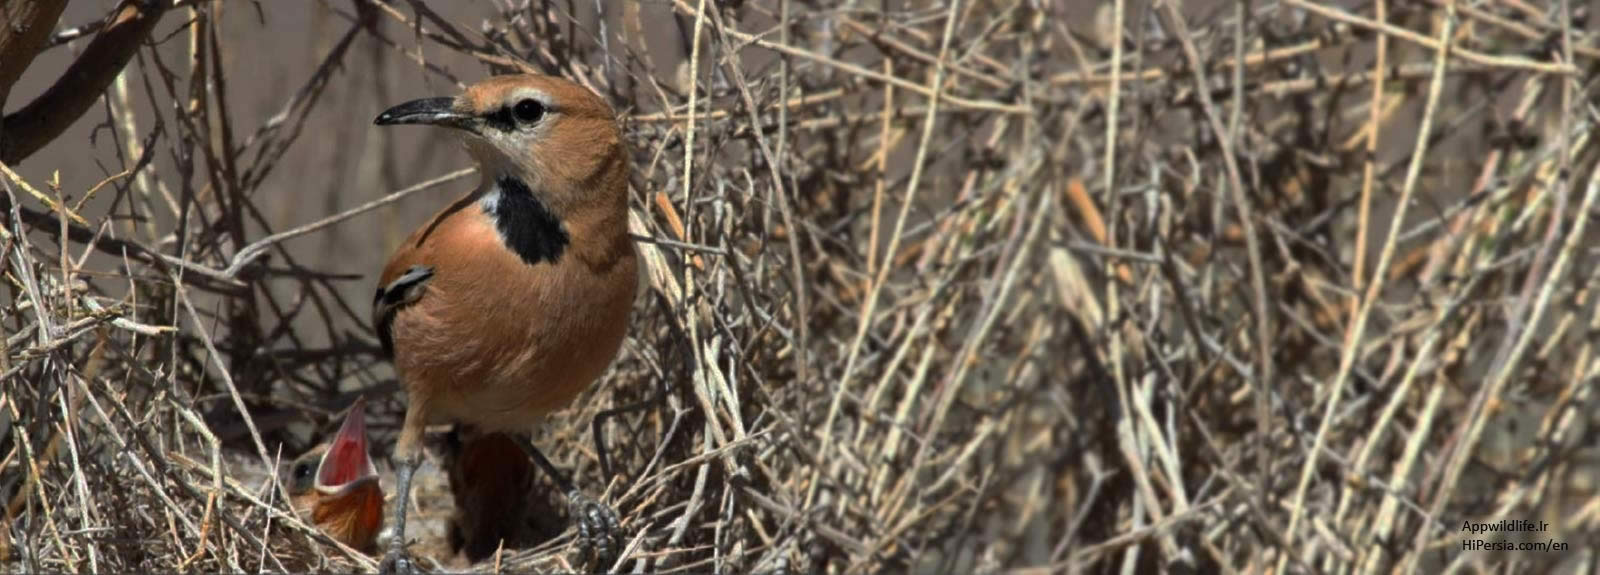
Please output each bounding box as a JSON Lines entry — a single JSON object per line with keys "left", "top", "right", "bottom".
{"left": 317, "top": 396, "right": 375, "bottom": 489}
{"left": 374, "top": 97, "right": 475, "bottom": 131}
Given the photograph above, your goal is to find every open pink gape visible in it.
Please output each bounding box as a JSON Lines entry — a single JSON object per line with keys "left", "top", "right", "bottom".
{"left": 319, "top": 399, "right": 372, "bottom": 487}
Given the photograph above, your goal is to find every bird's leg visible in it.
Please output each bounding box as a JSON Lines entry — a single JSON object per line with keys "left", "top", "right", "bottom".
{"left": 379, "top": 455, "right": 418, "bottom": 574}
{"left": 517, "top": 440, "right": 621, "bottom": 569}
{"left": 379, "top": 408, "right": 428, "bottom": 575}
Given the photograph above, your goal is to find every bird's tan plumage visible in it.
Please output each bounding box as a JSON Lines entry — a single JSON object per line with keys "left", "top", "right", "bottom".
{"left": 379, "top": 201, "right": 634, "bottom": 431}
{"left": 376, "top": 74, "right": 636, "bottom": 454}
{"left": 369, "top": 73, "right": 636, "bottom": 572}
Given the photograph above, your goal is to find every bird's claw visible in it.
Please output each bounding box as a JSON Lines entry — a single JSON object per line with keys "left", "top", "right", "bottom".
{"left": 568, "top": 490, "right": 621, "bottom": 570}
{"left": 377, "top": 547, "right": 416, "bottom": 575}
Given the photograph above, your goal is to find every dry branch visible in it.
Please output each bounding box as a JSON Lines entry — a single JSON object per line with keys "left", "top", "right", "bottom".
{"left": 1, "top": 0, "right": 169, "bottom": 164}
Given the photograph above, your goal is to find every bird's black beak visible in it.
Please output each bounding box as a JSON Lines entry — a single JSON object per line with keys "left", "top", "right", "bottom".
{"left": 374, "top": 97, "right": 475, "bottom": 131}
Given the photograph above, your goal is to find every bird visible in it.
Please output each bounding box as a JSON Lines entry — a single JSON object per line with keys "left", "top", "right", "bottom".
{"left": 438, "top": 426, "right": 552, "bottom": 563}
{"left": 285, "top": 397, "right": 384, "bottom": 553}
{"left": 368, "top": 73, "right": 638, "bottom": 573}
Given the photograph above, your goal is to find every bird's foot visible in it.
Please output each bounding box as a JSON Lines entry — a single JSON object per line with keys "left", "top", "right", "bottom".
{"left": 567, "top": 489, "right": 621, "bottom": 570}
{"left": 377, "top": 547, "right": 417, "bottom": 575}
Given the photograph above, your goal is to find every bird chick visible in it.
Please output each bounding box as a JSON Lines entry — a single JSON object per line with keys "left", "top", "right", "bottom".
{"left": 286, "top": 397, "right": 383, "bottom": 553}
{"left": 370, "top": 74, "right": 637, "bottom": 573}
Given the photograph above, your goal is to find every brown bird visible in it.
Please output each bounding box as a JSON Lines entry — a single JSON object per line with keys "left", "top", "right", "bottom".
{"left": 285, "top": 397, "right": 384, "bottom": 553}
{"left": 439, "top": 426, "right": 558, "bottom": 563}
{"left": 369, "top": 74, "right": 637, "bottom": 573}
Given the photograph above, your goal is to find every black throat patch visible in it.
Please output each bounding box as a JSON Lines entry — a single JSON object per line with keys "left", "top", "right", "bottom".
{"left": 489, "top": 175, "right": 569, "bottom": 266}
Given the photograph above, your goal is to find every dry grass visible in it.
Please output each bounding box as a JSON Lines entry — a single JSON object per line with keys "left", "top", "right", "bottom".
{"left": 3, "top": 0, "right": 1600, "bottom": 573}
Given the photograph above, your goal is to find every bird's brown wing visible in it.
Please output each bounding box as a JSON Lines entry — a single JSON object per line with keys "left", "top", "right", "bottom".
{"left": 371, "top": 194, "right": 480, "bottom": 356}
{"left": 372, "top": 264, "right": 434, "bottom": 357}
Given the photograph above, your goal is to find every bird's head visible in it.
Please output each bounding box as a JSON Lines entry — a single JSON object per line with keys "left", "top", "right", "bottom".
{"left": 374, "top": 74, "right": 627, "bottom": 219}
{"left": 286, "top": 397, "right": 383, "bottom": 553}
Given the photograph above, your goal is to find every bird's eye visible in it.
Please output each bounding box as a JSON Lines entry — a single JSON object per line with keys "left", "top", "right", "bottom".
{"left": 513, "top": 99, "right": 545, "bottom": 124}
{"left": 288, "top": 460, "right": 315, "bottom": 493}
